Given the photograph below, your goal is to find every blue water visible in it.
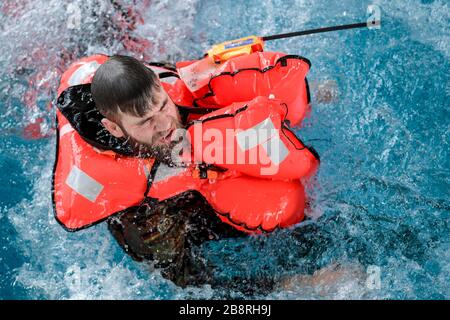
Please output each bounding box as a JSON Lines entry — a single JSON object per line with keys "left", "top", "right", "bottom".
{"left": 0, "top": 0, "right": 448, "bottom": 299}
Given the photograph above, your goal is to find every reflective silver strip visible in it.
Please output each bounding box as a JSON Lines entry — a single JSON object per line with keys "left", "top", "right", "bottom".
{"left": 65, "top": 166, "right": 104, "bottom": 202}
{"left": 60, "top": 123, "right": 74, "bottom": 138}
{"left": 235, "top": 117, "right": 278, "bottom": 151}
{"left": 68, "top": 61, "right": 100, "bottom": 86}
{"left": 261, "top": 134, "right": 290, "bottom": 165}
{"left": 235, "top": 117, "right": 290, "bottom": 165}
{"left": 153, "top": 163, "right": 187, "bottom": 183}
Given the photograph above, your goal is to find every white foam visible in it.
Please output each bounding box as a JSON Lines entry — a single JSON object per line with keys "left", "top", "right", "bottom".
{"left": 374, "top": 0, "right": 450, "bottom": 59}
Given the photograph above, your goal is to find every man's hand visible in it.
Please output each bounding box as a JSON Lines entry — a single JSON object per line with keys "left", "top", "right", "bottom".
{"left": 315, "top": 79, "right": 339, "bottom": 104}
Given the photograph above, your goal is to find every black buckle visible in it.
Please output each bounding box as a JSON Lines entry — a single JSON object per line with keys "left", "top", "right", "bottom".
{"left": 198, "top": 164, "right": 208, "bottom": 179}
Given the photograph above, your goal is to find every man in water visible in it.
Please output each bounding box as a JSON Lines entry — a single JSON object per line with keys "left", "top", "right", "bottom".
{"left": 91, "top": 55, "right": 247, "bottom": 289}
{"left": 90, "top": 55, "right": 341, "bottom": 293}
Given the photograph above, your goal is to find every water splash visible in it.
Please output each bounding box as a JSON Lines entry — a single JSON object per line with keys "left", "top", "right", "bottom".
{"left": 1, "top": 0, "right": 449, "bottom": 299}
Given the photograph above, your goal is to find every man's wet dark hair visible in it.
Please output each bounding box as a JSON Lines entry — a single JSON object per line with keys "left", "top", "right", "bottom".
{"left": 91, "top": 55, "right": 160, "bottom": 122}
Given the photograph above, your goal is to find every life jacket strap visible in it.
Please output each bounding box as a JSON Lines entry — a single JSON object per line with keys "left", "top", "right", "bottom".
{"left": 192, "top": 164, "right": 225, "bottom": 180}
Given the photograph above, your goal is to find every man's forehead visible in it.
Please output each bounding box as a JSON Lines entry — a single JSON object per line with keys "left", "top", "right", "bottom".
{"left": 118, "top": 87, "right": 166, "bottom": 121}
{"left": 147, "top": 87, "right": 167, "bottom": 111}
{"left": 149, "top": 86, "right": 165, "bottom": 104}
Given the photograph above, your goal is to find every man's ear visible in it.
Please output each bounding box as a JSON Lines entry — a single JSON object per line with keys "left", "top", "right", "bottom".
{"left": 101, "top": 118, "right": 125, "bottom": 138}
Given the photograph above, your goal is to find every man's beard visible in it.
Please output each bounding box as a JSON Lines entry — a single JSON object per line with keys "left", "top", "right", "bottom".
{"left": 121, "top": 135, "right": 177, "bottom": 166}
{"left": 118, "top": 125, "right": 184, "bottom": 167}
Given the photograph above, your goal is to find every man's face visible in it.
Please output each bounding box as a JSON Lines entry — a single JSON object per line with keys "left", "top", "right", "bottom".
{"left": 118, "top": 86, "right": 182, "bottom": 148}
{"left": 102, "top": 84, "right": 183, "bottom": 161}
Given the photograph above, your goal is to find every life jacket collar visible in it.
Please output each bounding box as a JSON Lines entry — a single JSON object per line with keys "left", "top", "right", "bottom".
{"left": 57, "top": 84, "right": 136, "bottom": 156}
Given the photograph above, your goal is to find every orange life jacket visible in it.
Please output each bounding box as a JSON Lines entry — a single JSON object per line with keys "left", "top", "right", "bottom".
{"left": 53, "top": 52, "right": 319, "bottom": 233}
